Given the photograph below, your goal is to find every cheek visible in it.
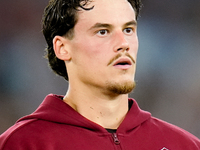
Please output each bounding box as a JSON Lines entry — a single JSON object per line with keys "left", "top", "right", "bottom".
{"left": 71, "top": 39, "right": 108, "bottom": 68}
{"left": 78, "top": 37, "right": 111, "bottom": 59}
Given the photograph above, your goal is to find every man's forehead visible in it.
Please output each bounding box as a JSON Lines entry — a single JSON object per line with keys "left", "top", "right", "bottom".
{"left": 79, "top": 0, "right": 133, "bottom": 11}
{"left": 77, "top": 0, "right": 136, "bottom": 19}
{"left": 72, "top": 0, "right": 137, "bottom": 33}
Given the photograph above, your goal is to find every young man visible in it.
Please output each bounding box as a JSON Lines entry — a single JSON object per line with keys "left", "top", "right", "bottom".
{"left": 0, "top": 0, "right": 200, "bottom": 149}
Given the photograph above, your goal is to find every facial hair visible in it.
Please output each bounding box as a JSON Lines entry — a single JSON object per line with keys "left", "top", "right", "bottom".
{"left": 106, "top": 81, "right": 136, "bottom": 95}
{"left": 105, "top": 52, "right": 136, "bottom": 95}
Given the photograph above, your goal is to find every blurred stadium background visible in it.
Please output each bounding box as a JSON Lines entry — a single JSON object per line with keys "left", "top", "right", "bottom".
{"left": 0, "top": 0, "right": 200, "bottom": 138}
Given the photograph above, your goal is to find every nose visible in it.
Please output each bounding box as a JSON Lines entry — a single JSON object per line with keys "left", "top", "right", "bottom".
{"left": 113, "top": 32, "right": 130, "bottom": 52}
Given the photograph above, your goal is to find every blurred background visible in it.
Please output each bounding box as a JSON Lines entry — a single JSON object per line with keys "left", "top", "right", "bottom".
{"left": 0, "top": 0, "right": 200, "bottom": 138}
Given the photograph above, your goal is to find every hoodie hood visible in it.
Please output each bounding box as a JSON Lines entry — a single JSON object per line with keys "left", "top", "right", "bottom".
{"left": 2, "top": 94, "right": 199, "bottom": 150}
{"left": 17, "top": 94, "right": 151, "bottom": 134}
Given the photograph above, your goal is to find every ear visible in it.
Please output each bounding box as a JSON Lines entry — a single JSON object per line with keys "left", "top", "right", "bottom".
{"left": 53, "top": 36, "right": 71, "bottom": 61}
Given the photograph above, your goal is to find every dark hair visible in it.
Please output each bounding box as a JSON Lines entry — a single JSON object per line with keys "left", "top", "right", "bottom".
{"left": 42, "top": 0, "right": 142, "bottom": 81}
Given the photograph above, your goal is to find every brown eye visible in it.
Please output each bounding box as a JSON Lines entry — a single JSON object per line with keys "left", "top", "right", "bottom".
{"left": 124, "top": 28, "right": 133, "bottom": 35}
{"left": 97, "top": 29, "right": 108, "bottom": 36}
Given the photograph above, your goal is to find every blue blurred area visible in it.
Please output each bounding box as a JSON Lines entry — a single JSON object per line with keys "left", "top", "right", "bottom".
{"left": 0, "top": 0, "right": 200, "bottom": 137}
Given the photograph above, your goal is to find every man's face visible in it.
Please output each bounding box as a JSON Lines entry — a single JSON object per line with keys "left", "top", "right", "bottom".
{"left": 67, "top": 0, "right": 138, "bottom": 95}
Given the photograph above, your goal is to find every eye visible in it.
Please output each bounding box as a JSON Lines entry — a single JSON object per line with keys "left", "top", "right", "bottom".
{"left": 123, "top": 28, "right": 134, "bottom": 35}
{"left": 96, "top": 29, "right": 109, "bottom": 36}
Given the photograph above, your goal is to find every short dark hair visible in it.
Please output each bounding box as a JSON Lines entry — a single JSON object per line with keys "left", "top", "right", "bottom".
{"left": 42, "top": 0, "right": 142, "bottom": 81}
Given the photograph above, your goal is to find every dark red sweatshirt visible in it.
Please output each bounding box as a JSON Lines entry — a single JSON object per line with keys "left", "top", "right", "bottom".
{"left": 0, "top": 94, "right": 200, "bottom": 150}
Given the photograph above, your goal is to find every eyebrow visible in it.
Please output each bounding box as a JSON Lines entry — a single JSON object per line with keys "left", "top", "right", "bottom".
{"left": 88, "top": 20, "right": 137, "bottom": 31}
{"left": 124, "top": 20, "right": 137, "bottom": 27}
{"left": 88, "top": 23, "right": 112, "bottom": 31}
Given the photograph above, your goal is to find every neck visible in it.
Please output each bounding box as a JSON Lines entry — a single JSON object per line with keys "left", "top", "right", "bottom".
{"left": 63, "top": 84, "right": 129, "bottom": 129}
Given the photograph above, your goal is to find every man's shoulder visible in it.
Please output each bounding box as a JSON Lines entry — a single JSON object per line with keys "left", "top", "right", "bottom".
{"left": 147, "top": 116, "right": 200, "bottom": 147}
{"left": 150, "top": 117, "right": 196, "bottom": 136}
{"left": 0, "top": 118, "right": 64, "bottom": 149}
{"left": 0, "top": 118, "right": 38, "bottom": 149}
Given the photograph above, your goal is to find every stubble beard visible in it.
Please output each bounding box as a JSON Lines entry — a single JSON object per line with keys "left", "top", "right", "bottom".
{"left": 106, "top": 80, "right": 136, "bottom": 95}
{"left": 105, "top": 52, "right": 136, "bottom": 95}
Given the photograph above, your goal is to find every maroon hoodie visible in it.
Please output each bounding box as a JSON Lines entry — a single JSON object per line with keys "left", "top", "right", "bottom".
{"left": 0, "top": 94, "right": 200, "bottom": 150}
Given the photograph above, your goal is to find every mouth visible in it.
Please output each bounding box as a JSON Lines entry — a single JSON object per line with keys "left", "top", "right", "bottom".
{"left": 113, "top": 57, "right": 133, "bottom": 69}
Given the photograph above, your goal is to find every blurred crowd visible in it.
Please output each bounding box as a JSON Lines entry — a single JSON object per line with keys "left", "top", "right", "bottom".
{"left": 0, "top": 0, "right": 200, "bottom": 138}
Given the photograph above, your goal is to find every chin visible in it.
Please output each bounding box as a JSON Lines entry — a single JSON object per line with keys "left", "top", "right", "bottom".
{"left": 106, "top": 80, "right": 136, "bottom": 95}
